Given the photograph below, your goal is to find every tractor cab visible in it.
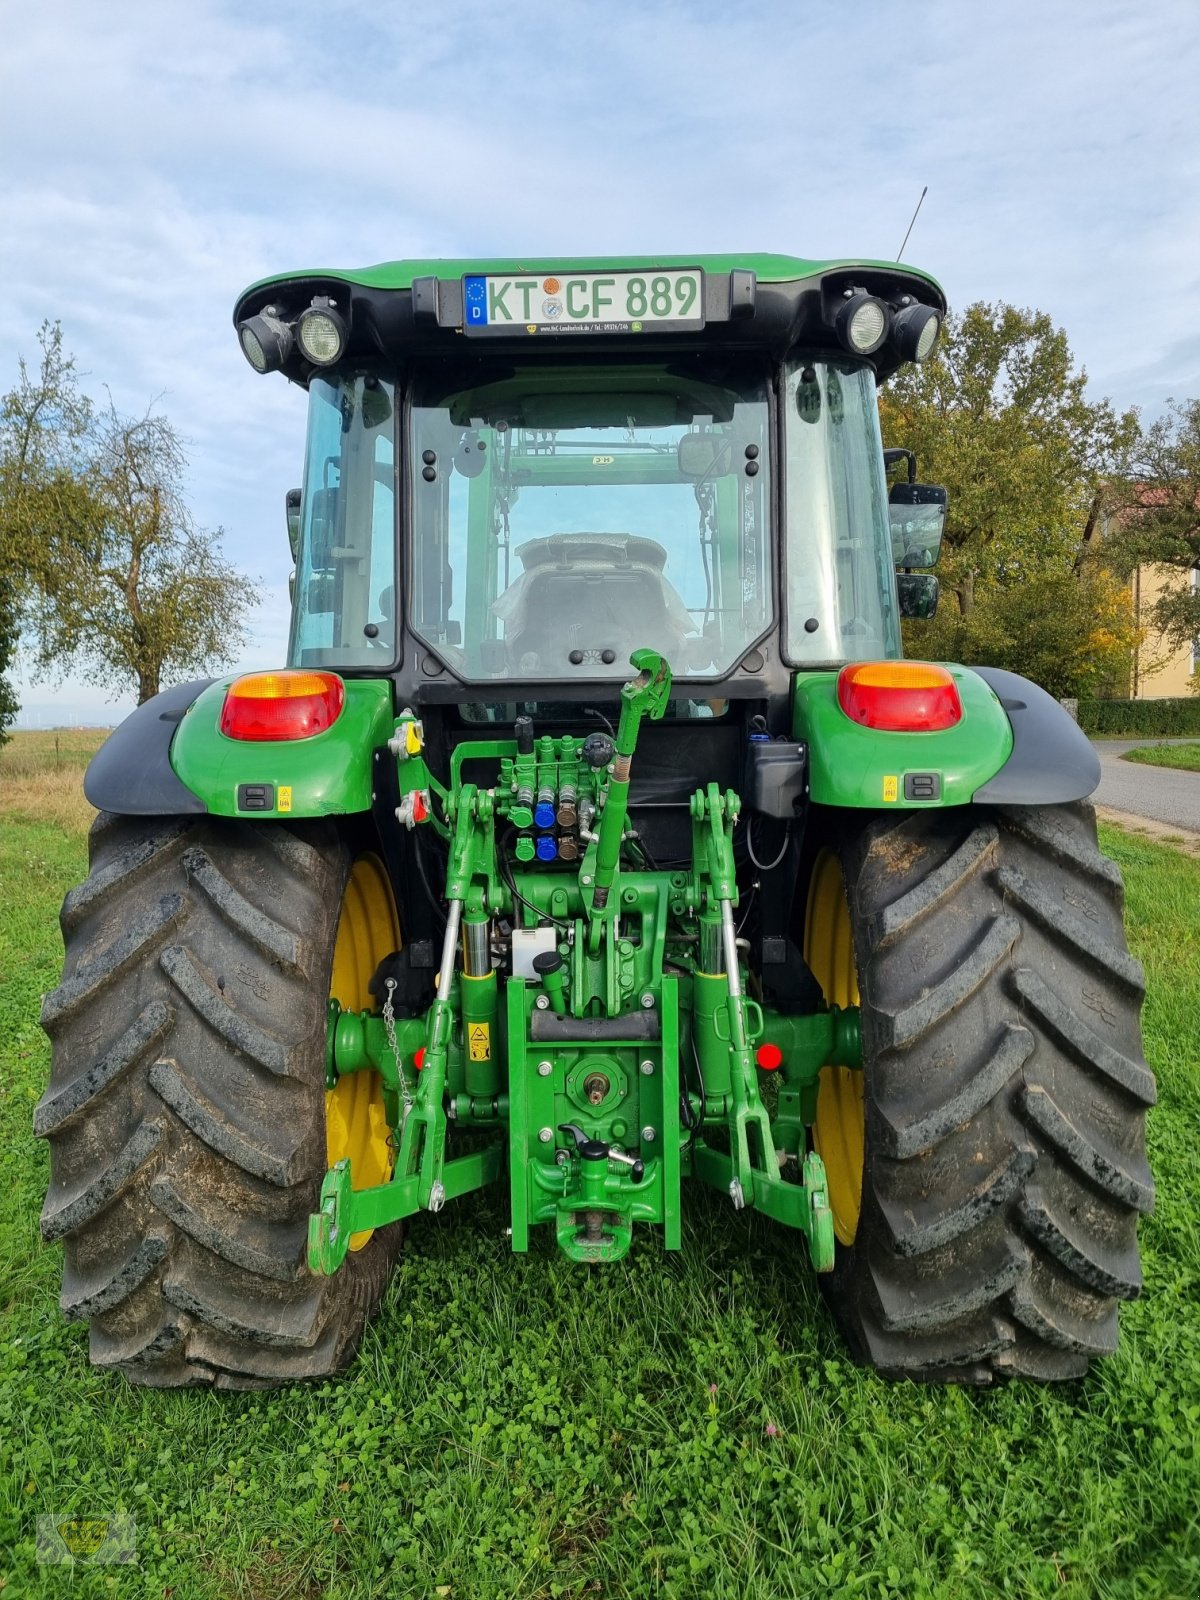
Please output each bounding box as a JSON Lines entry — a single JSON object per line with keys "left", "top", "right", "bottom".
{"left": 236, "top": 256, "right": 947, "bottom": 712}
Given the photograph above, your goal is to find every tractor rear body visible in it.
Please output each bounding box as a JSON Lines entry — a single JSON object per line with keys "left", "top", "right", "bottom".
{"left": 39, "top": 255, "right": 1152, "bottom": 1387}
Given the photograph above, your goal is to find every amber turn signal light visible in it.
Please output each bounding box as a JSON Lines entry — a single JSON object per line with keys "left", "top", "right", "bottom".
{"left": 836, "top": 662, "right": 962, "bottom": 732}
{"left": 219, "top": 671, "right": 345, "bottom": 741}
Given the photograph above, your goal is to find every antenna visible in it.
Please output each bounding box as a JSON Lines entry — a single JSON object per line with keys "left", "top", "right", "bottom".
{"left": 896, "top": 186, "right": 928, "bottom": 261}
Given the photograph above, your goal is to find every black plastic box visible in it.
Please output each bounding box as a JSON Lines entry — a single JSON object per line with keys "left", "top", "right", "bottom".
{"left": 744, "top": 741, "right": 808, "bottom": 819}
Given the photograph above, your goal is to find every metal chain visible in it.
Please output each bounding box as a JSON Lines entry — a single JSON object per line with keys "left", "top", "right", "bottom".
{"left": 382, "top": 978, "right": 414, "bottom": 1126}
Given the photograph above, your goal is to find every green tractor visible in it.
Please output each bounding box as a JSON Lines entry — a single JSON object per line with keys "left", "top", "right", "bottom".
{"left": 38, "top": 254, "right": 1154, "bottom": 1388}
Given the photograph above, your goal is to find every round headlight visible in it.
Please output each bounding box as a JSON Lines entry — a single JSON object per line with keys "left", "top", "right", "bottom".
{"left": 893, "top": 303, "right": 941, "bottom": 363}
{"left": 836, "top": 293, "right": 890, "bottom": 356}
{"left": 237, "top": 308, "right": 292, "bottom": 374}
{"left": 240, "top": 325, "right": 267, "bottom": 372}
{"left": 297, "top": 305, "right": 348, "bottom": 366}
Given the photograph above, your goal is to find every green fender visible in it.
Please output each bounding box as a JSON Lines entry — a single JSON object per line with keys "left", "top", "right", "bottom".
{"left": 791, "top": 666, "right": 1014, "bottom": 808}
{"left": 171, "top": 677, "right": 394, "bottom": 818}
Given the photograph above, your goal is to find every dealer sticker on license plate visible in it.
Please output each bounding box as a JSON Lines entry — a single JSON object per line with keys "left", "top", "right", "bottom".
{"left": 462, "top": 269, "right": 704, "bottom": 335}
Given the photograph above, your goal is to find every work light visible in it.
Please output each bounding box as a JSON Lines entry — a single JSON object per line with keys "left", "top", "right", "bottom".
{"left": 237, "top": 307, "right": 293, "bottom": 373}
{"left": 893, "top": 303, "right": 941, "bottom": 362}
{"left": 835, "top": 293, "right": 889, "bottom": 356}
{"left": 297, "top": 301, "right": 348, "bottom": 366}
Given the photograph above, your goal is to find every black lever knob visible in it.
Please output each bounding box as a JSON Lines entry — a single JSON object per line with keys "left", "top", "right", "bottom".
{"left": 581, "top": 732, "right": 615, "bottom": 770}
{"left": 515, "top": 716, "right": 535, "bottom": 756}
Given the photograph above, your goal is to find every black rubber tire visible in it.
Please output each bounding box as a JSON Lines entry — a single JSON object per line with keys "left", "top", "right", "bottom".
{"left": 36, "top": 812, "right": 402, "bottom": 1389}
{"left": 821, "top": 802, "right": 1155, "bottom": 1383}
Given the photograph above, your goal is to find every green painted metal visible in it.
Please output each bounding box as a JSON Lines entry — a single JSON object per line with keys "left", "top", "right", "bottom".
{"left": 803, "top": 1152, "right": 836, "bottom": 1272}
{"left": 761, "top": 1007, "right": 862, "bottom": 1153}
{"left": 791, "top": 666, "right": 1015, "bottom": 808}
{"left": 215, "top": 241, "right": 1033, "bottom": 1298}
{"left": 170, "top": 677, "right": 394, "bottom": 817}
{"left": 586, "top": 649, "right": 672, "bottom": 953}
{"left": 326, "top": 1002, "right": 426, "bottom": 1127}
{"left": 308, "top": 1145, "right": 506, "bottom": 1276}
{"left": 240, "top": 252, "right": 944, "bottom": 305}
{"left": 307, "top": 659, "right": 864, "bottom": 1276}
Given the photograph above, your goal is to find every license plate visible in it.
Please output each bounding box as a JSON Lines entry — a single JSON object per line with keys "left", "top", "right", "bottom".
{"left": 462, "top": 269, "right": 704, "bottom": 336}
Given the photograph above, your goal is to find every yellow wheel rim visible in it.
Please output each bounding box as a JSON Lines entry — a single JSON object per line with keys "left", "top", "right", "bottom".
{"left": 327, "top": 855, "right": 400, "bottom": 1251}
{"left": 804, "top": 849, "right": 865, "bottom": 1248}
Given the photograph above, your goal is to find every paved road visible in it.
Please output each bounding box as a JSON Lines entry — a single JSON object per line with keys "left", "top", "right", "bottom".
{"left": 1091, "top": 740, "right": 1200, "bottom": 834}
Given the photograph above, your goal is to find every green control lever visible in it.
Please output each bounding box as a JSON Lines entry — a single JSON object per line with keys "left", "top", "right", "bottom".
{"left": 587, "top": 649, "right": 672, "bottom": 953}
{"left": 532, "top": 949, "right": 567, "bottom": 1015}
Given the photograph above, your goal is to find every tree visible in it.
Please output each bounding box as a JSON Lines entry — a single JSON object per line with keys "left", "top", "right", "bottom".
{"left": 905, "top": 565, "right": 1136, "bottom": 700}
{"left": 1103, "top": 398, "right": 1200, "bottom": 666}
{"left": 0, "top": 574, "right": 19, "bottom": 744}
{"left": 0, "top": 323, "right": 258, "bottom": 706}
{"left": 0, "top": 323, "right": 96, "bottom": 736}
{"left": 881, "top": 303, "right": 1139, "bottom": 617}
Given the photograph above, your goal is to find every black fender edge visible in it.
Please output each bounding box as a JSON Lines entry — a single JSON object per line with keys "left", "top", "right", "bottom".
{"left": 84, "top": 679, "right": 214, "bottom": 816}
{"left": 969, "top": 666, "right": 1100, "bottom": 805}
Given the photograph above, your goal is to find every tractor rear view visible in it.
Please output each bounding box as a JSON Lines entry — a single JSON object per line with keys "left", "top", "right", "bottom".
{"left": 37, "top": 254, "right": 1154, "bottom": 1388}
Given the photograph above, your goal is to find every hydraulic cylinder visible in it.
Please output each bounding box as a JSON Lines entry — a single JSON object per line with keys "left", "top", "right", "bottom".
{"left": 692, "top": 969, "right": 733, "bottom": 1096}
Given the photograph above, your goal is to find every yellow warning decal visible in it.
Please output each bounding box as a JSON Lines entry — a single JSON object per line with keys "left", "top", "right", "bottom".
{"left": 277, "top": 785, "right": 293, "bottom": 813}
{"left": 468, "top": 1023, "right": 491, "bottom": 1062}
{"left": 882, "top": 775, "right": 899, "bottom": 803}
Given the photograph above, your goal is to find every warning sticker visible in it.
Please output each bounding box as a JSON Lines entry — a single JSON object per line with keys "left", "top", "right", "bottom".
{"left": 468, "top": 1023, "right": 491, "bottom": 1062}
{"left": 882, "top": 775, "right": 899, "bottom": 803}
{"left": 277, "top": 785, "right": 293, "bottom": 813}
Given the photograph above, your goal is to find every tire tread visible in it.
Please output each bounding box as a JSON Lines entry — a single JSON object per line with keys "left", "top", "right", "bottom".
{"left": 37, "top": 816, "right": 401, "bottom": 1388}
{"left": 820, "top": 801, "right": 1152, "bottom": 1384}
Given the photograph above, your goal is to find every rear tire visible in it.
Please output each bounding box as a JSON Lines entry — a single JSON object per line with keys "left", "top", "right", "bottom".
{"left": 36, "top": 812, "right": 402, "bottom": 1389}
{"left": 818, "top": 802, "right": 1155, "bottom": 1383}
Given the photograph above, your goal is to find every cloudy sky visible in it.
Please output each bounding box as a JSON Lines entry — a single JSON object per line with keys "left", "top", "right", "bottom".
{"left": 3, "top": 0, "right": 1198, "bottom": 723}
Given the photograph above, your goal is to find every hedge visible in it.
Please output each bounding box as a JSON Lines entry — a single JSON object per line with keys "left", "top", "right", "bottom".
{"left": 1078, "top": 698, "right": 1200, "bottom": 737}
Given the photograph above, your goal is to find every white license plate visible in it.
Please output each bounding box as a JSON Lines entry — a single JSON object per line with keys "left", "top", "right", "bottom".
{"left": 462, "top": 269, "right": 704, "bottom": 335}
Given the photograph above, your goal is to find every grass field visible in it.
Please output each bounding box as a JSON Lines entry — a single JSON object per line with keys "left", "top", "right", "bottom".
{"left": 1, "top": 733, "right": 1198, "bottom": 1598}
{"left": 1121, "top": 743, "right": 1200, "bottom": 773}
{"left": 0, "top": 728, "right": 106, "bottom": 833}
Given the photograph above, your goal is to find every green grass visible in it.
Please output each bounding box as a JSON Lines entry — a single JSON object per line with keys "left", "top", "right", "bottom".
{"left": 0, "top": 729, "right": 105, "bottom": 833}
{"left": 1121, "top": 743, "right": 1200, "bottom": 773}
{"left": 0, "top": 728, "right": 109, "bottom": 778}
{"left": 1, "top": 810, "right": 1198, "bottom": 1599}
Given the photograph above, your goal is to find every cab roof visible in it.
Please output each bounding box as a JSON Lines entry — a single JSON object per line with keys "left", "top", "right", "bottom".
{"left": 238, "top": 251, "right": 943, "bottom": 298}
{"left": 233, "top": 253, "right": 947, "bottom": 385}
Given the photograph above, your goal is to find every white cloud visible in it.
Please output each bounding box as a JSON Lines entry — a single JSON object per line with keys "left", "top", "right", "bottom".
{"left": 3, "top": 0, "right": 1199, "bottom": 717}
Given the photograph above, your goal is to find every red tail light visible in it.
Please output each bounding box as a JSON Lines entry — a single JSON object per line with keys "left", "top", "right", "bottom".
{"left": 219, "top": 671, "right": 345, "bottom": 741}
{"left": 837, "top": 662, "right": 962, "bottom": 732}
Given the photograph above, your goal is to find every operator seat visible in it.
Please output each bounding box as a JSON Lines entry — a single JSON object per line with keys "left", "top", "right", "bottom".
{"left": 494, "top": 533, "right": 695, "bottom": 674}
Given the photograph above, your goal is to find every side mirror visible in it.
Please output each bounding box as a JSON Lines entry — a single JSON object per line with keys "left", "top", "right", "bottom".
{"left": 677, "top": 432, "right": 735, "bottom": 478}
{"left": 897, "top": 573, "right": 939, "bottom": 619}
{"left": 889, "top": 483, "right": 947, "bottom": 567}
{"left": 285, "top": 488, "right": 301, "bottom": 560}
{"left": 883, "top": 447, "right": 916, "bottom": 482}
